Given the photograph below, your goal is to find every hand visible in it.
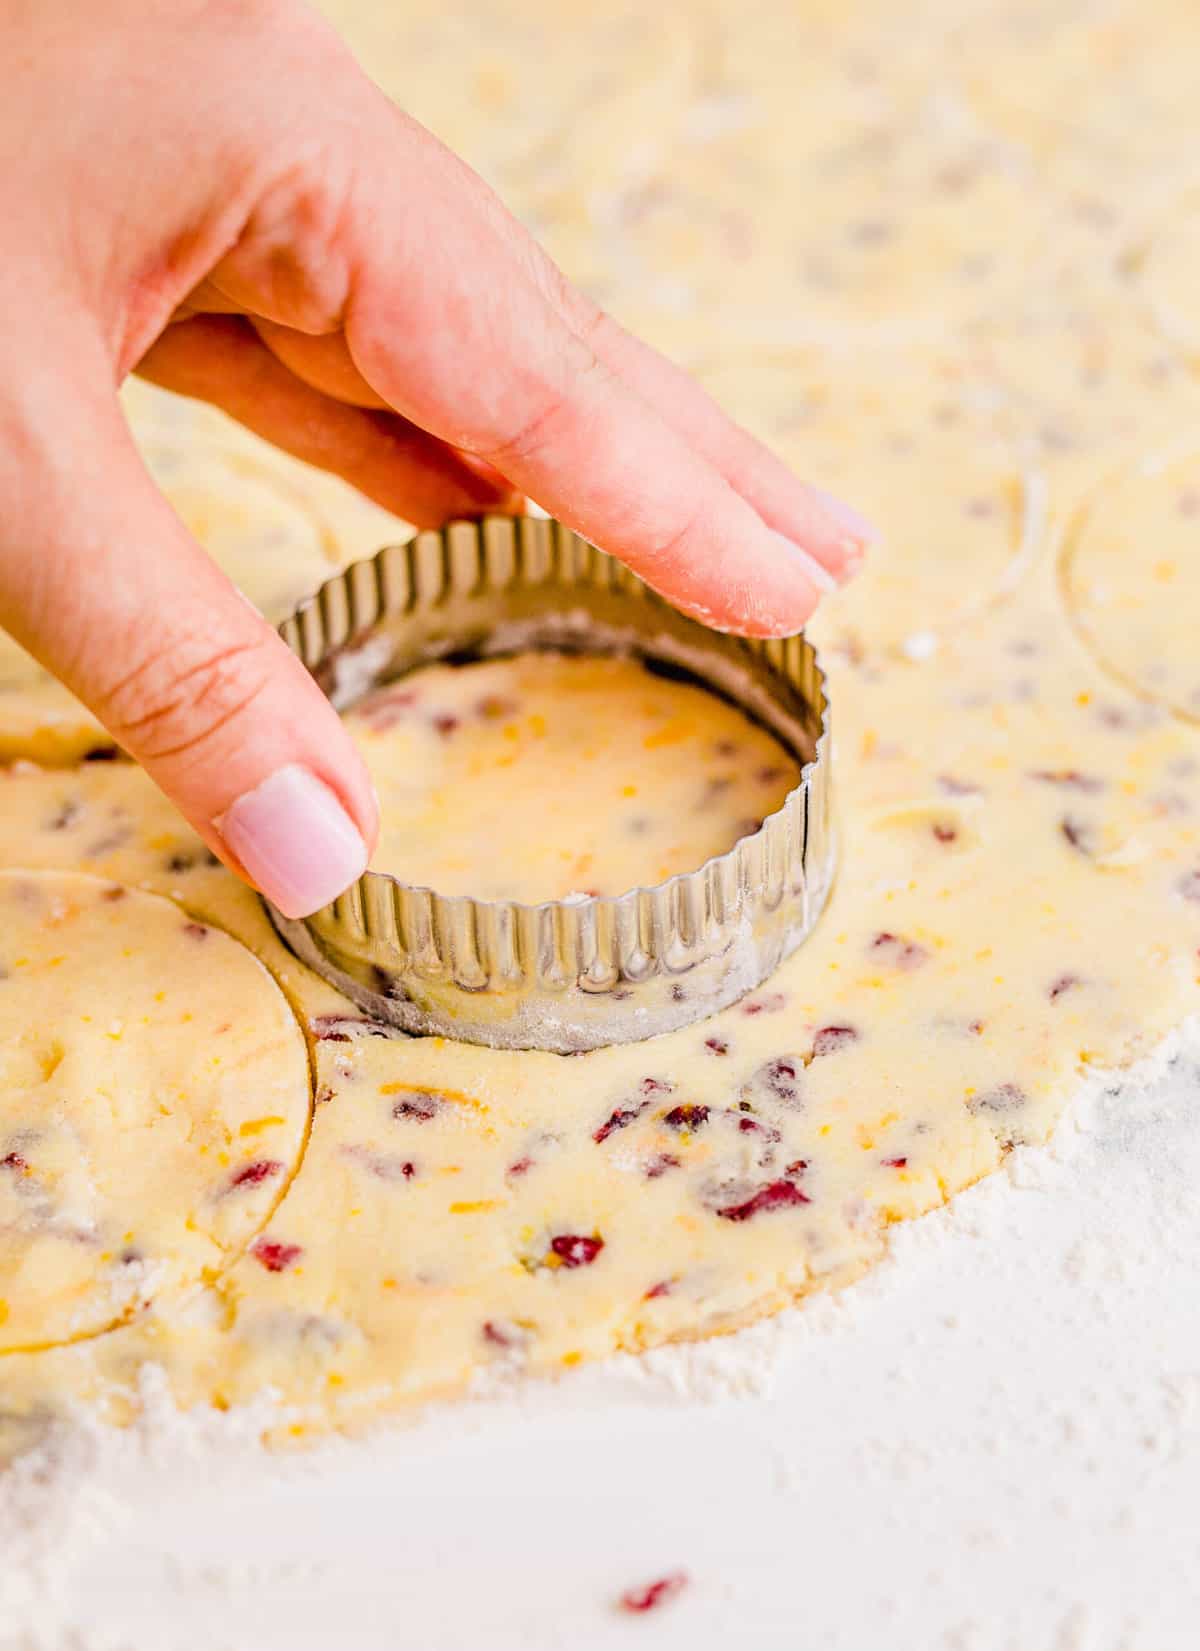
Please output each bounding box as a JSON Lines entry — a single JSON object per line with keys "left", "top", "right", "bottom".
{"left": 0, "top": 0, "right": 872, "bottom": 918}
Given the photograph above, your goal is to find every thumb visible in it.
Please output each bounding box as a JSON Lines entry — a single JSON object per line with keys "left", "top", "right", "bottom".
{"left": 0, "top": 384, "right": 376, "bottom": 919}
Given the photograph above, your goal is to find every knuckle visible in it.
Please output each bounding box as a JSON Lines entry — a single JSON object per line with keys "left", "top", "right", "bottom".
{"left": 98, "top": 629, "right": 275, "bottom": 764}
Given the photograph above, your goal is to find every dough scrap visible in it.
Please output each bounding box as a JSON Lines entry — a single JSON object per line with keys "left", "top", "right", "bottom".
{"left": 0, "top": 871, "right": 310, "bottom": 1353}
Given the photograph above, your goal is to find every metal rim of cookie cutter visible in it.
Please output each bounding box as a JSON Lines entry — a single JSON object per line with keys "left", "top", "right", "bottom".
{"left": 267, "top": 513, "right": 836, "bottom": 1053}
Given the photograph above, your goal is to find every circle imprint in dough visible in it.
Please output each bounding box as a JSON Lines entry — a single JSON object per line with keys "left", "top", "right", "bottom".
{"left": 1061, "top": 446, "right": 1200, "bottom": 721}
{"left": 0, "top": 871, "right": 310, "bottom": 1353}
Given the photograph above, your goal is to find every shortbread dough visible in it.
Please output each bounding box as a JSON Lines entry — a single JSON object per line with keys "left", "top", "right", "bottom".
{"left": 347, "top": 653, "right": 799, "bottom": 899}
{"left": 4, "top": 0, "right": 1200, "bottom": 1442}
{"left": 0, "top": 871, "right": 309, "bottom": 1354}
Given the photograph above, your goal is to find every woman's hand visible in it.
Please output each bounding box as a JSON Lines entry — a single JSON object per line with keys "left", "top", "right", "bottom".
{"left": 0, "top": 0, "right": 872, "bottom": 917}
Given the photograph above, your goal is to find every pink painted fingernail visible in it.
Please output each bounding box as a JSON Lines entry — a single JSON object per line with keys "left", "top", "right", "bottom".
{"left": 811, "top": 487, "right": 877, "bottom": 548}
{"left": 217, "top": 765, "right": 368, "bottom": 919}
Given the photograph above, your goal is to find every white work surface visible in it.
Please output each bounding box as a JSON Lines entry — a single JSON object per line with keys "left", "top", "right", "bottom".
{"left": 5, "top": 1028, "right": 1198, "bottom": 1651}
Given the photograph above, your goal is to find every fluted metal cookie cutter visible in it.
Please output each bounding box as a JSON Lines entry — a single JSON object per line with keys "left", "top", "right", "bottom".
{"left": 268, "top": 514, "right": 835, "bottom": 1053}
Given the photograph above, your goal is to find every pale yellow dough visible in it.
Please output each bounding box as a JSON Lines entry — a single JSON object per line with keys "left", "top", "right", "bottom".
{"left": 348, "top": 653, "right": 799, "bottom": 900}
{"left": 4, "top": 0, "right": 1200, "bottom": 1443}
{"left": 0, "top": 871, "right": 310, "bottom": 1354}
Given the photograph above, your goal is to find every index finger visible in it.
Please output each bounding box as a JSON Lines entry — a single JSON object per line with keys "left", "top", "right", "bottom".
{"left": 342, "top": 117, "right": 871, "bottom": 637}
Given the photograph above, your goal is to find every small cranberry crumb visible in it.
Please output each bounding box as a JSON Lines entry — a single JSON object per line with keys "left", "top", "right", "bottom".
{"left": 1029, "top": 769, "right": 1104, "bottom": 793}
{"left": 393, "top": 1091, "right": 441, "bottom": 1122}
{"left": 871, "top": 932, "right": 929, "bottom": 970}
{"left": 432, "top": 713, "right": 460, "bottom": 736}
{"left": 704, "top": 1037, "right": 730, "bottom": 1056}
{"left": 785, "top": 1159, "right": 809, "bottom": 1175}
{"left": 717, "top": 1179, "right": 809, "bottom": 1222}
{"left": 812, "top": 1025, "right": 859, "bottom": 1057}
{"left": 482, "top": 1319, "right": 528, "bottom": 1349}
{"left": 1048, "top": 973, "right": 1082, "bottom": 1001}
{"left": 881, "top": 1156, "right": 908, "bottom": 1168}
{"left": 550, "top": 1234, "right": 604, "bottom": 1268}
{"left": 1060, "top": 816, "right": 1094, "bottom": 855}
{"left": 619, "top": 1573, "right": 689, "bottom": 1614}
{"left": 663, "top": 1104, "right": 709, "bottom": 1130}
{"left": 742, "top": 992, "right": 787, "bottom": 1016}
{"left": 594, "top": 1103, "right": 647, "bottom": 1144}
{"left": 507, "top": 1156, "right": 534, "bottom": 1178}
{"left": 644, "top": 1279, "right": 673, "bottom": 1300}
{"left": 229, "top": 1159, "right": 283, "bottom": 1191}
{"left": 251, "top": 1238, "right": 302, "bottom": 1273}
{"left": 182, "top": 922, "right": 208, "bottom": 941}
{"left": 1, "top": 1152, "right": 28, "bottom": 1172}
{"left": 932, "top": 822, "right": 958, "bottom": 843}
{"left": 644, "top": 1154, "right": 681, "bottom": 1179}
{"left": 638, "top": 1076, "right": 673, "bottom": 1096}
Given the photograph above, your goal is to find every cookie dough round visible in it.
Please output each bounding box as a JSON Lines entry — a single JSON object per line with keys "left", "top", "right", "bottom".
{"left": 0, "top": 442, "right": 344, "bottom": 764}
{"left": 1062, "top": 446, "right": 1200, "bottom": 720}
{"left": 0, "top": 871, "right": 310, "bottom": 1352}
{"left": 346, "top": 652, "right": 800, "bottom": 901}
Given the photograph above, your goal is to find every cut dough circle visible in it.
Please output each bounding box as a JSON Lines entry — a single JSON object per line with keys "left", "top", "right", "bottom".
{"left": 1062, "top": 445, "right": 1200, "bottom": 721}
{"left": 348, "top": 653, "right": 800, "bottom": 902}
{"left": 0, "top": 871, "right": 310, "bottom": 1352}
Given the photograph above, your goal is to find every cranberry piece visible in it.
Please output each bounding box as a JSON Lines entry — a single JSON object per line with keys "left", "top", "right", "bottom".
{"left": 1060, "top": 816, "right": 1094, "bottom": 855}
{"left": 1, "top": 1152, "right": 28, "bottom": 1172}
{"left": 881, "top": 1156, "right": 908, "bottom": 1168}
{"left": 704, "top": 1036, "right": 730, "bottom": 1056}
{"left": 870, "top": 932, "right": 929, "bottom": 970}
{"left": 550, "top": 1234, "right": 604, "bottom": 1268}
{"left": 644, "top": 1279, "right": 673, "bottom": 1300}
{"left": 932, "top": 822, "right": 958, "bottom": 843}
{"left": 594, "top": 1103, "right": 648, "bottom": 1144}
{"left": 644, "top": 1154, "right": 681, "bottom": 1179}
{"left": 1048, "top": 973, "right": 1081, "bottom": 1001}
{"left": 432, "top": 712, "right": 460, "bottom": 736}
{"left": 812, "top": 1025, "right": 858, "bottom": 1057}
{"left": 251, "top": 1238, "right": 302, "bottom": 1273}
{"left": 762, "top": 1058, "right": 801, "bottom": 1102}
{"left": 742, "top": 991, "right": 787, "bottom": 1016}
{"left": 182, "top": 922, "right": 208, "bottom": 941}
{"left": 638, "top": 1077, "right": 673, "bottom": 1095}
{"left": 229, "top": 1159, "right": 283, "bottom": 1191}
{"left": 482, "top": 1319, "right": 530, "bottom": 1350}
{"left": 393, "top": 1091, "right": 441, "bottom": 1122}
{"left": 784, "top": 1159, "right": 809, "bottom": 1175}
{"left": 619, "top": 1573, "right": 689, "bottom": 1614}
{"left": 507, "top": 1155, "right": 534, "bottom": 1178}
{"left": 716, "top": 1179, "right": 810, "bottom": 1222}
{"left": 662, "top": 1104, "right": 709, "bottom": 1130}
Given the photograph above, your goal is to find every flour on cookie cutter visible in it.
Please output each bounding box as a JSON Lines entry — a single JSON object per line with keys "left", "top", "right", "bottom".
{"left": 269, "top": 514, "right": 835, "bottom": 1052}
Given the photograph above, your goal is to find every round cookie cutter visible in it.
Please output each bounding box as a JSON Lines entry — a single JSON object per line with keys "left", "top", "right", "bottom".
{"left": 269, "top": 514, "right": 835, "bottom": 1053}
